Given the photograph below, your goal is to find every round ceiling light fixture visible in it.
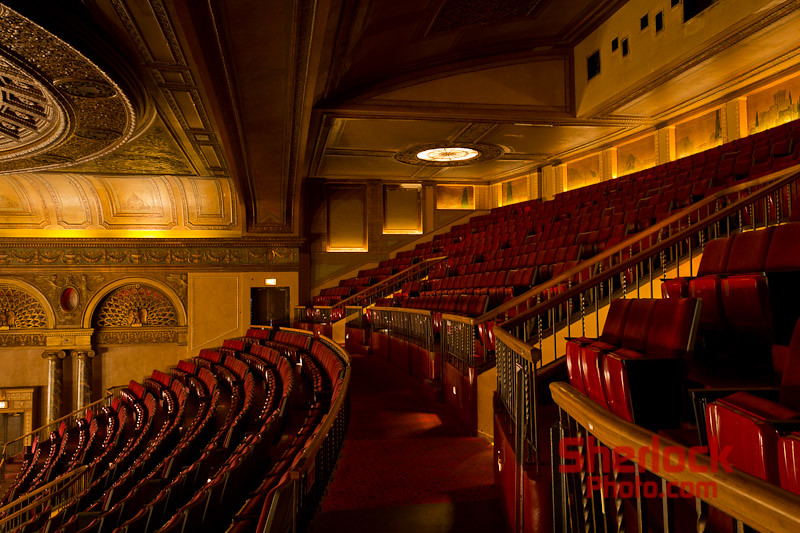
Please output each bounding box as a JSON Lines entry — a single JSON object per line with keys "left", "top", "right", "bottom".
{"left": 395, "top": 142, "right": 504, "bottom": 167}
{"left": 416, "top": 147, "right": 479, "bottom": 162}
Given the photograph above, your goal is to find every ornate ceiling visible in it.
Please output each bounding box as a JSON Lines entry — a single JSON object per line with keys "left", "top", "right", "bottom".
{"left": 0, "top": 0, "right": 798, "bottom": 237}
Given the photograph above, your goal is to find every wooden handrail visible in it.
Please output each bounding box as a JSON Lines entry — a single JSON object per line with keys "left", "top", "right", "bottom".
{"left": 0, "top": 391, "right": 116, "bottom": 473}
{"left": 370, "top": 306, "right": 432, "bottom": 318}
{"left": 331, "top": 256, "right": 447, "bottom": 309}
{"left": 0, "top": 466, "right": 88, "bottom": 526}
{"left": 499, "top": 166, "right": 800, "bottom": 331}
{"left": 447, "top": 165, "right": 799, "bottom": 330}
{"left": 550, "top": 382, "right": 800, "bottom": 532}
{"left": 494, "top": 327, "right": 541, "bottom": 364}
{"left": 289, "top": 335, "right": 351, "bottom": 476}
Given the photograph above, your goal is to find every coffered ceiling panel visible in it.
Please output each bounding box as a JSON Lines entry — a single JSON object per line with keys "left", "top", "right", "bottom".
{"left": 369, "top": 59, "right": 569, "bottom": 110}
{"left": 434, "top": 159, "right": 535, "bottom": 180}
{"left": 318, "top": 154, "right": 421, "bottom": 179}
{"left": 480, "top": 124, "right": 625, "bottom": 156}
{"left": 328, "top": 119, "right": 465, "bottom": 151}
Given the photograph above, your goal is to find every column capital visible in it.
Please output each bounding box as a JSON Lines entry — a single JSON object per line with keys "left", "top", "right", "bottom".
{"left": 42, "top": 350, "right": 66, "bottom": 360}
{"left": 73, "top": 349, "right": 96, "bottom": 359}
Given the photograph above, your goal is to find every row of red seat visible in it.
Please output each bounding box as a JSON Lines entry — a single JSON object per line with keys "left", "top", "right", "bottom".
{"left": 566, "top": 298, "right": 702, "bottom": 429}
{"left": 10, "top": 328, "right": 347, "bottom": 533}
{"left": 706, "top": 319, "right": 800, "bottom": 504}
{"left": 663, "top": 222, "right": 800, "bottom": 353}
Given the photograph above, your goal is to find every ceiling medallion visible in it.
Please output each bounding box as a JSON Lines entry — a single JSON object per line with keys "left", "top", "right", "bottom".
{"left": 0, "top": 6, "right": 135, "bottom": 173}
{"left": 395, "top": 142, "right": 504, "bottom": 166}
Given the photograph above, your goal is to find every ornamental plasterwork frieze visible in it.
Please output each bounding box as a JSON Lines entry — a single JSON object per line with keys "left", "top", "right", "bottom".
{"left": 94, "top": 327, "right": 186, "bottom": 346}
{"left": 0, "top": 333, "right": 46, "bottom": 347}
{"left": 0, "top": 242, "right": 299, "bottom": 268}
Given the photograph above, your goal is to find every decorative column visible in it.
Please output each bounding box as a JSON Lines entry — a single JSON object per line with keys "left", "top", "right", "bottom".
{"left": 725, "top": 97, "right": 748, "bottom": 142}
{"left": 600, "top": 147, "right": 618, "bottom": 181}
{"left": 42, "top": 350, "right": 66, "bottom": 425}
{"left": 74, "top": 350, "right": 95, "bottom": 411}
{"left": 655, "top": 125, "right": 676, "bottom": 165}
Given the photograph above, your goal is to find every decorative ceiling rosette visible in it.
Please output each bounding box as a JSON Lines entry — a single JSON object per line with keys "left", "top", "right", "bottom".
{"left": 0, "top": 4, "right": 134, "bottom": 172}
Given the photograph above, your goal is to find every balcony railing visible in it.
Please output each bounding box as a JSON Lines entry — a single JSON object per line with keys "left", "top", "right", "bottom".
{"left": 328, "top": 256, "right": 447, "bottom": 310}
{"left": 442, "top": 166, "right": 800, "bottom": 375}
{"left": 550, "top": 382, "right": 800, "bottom": 532}
{"left": 494, "top": 167, "right": 800, "bottom": 454}
{"left": 259, "top": 334, "right": 351, "bottom": 533}
{"left": 0, "top": 465, "right": 89, "bottom": 532}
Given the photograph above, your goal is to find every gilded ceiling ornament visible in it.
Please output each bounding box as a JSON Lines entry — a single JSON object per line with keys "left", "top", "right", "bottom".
{"left": 0, "top": 5, "right": 135, "bottom": 173}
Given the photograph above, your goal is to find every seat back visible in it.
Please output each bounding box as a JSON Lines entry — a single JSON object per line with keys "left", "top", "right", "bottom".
{"left": 725, "top": 226, "right": 775, "bottom": 274}
{"left": 706, "top": 398, "right": 781, "bottom": 484}
{"left": 696, "top": 237, "right": 733, "bottom": 277}
{"left": 619, "top": 299, "right": 656, "bottom": 352}
{"left": 766, "top": 223, "right": 800, "bottom": 272}
{"left": 598, "top": 299, "right": 633, "bottom": 345}
{"left": 644, "top": 298, "right": 701, "bottom": 358}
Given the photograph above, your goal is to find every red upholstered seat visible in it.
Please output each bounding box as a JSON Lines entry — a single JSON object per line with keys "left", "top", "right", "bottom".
{"left": 663, "top": 236, "right": 733, "bottom": 329}
{"left": 707, "top": 320, "right": 800, "bottom": 487}
{"left": 600, "top": 299, "right": 698, "bottom": 427}
{"left": 721, "top": 273, "right": 772, "bottom": 338}
{"left": 602, "top": 352, "right": 684, "bottom": 427}
{"left": 618, "top": 299, "right": 657, "bottom": 352}
{"left": 579, "top": 345, "right": 609, "bottom": 408}
{"left": 725, "top": 226, "right": 775, "bottom": 274}
{"left": 766, "top": 223, "right": 800, "bottom": 272}
{"left": 689, "top": 276, "right": 726, "bottom": 331}
{"left": 661, "top": 277, "right": 688, "bottom": 299}
{"left": 566, "top": 299, "right": 633, "bottom": 393}
{"left": 706, "top": 394, "right": 796, "bottom": 484}
{"left": 579, "top": 299, "right": 656, "bottom": 407}
{"left": 644, "top": 298, "right": 701, "bottom": 358}
{"left": 779, "top": 433, "right": 800, "bottom": 496}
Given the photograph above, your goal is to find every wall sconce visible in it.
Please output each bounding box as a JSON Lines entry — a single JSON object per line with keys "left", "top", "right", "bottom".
{"left": 265, "top": 278, "right": 277, "bottom": 286}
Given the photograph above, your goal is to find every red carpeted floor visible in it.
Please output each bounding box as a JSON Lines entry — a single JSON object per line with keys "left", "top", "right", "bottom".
{"left": 317, "top": 351, "right": 500, "bottom": 519}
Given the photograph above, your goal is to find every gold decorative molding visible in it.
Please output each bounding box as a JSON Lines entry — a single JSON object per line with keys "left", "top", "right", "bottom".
{"left": 0, "top": 173, "right": 238, "bottom": 236}
{"left": 43, "top": 329, "right": 94, "bottom": 350}
{"left": 93, "top": 326, "right": 186, "bottom": 346}
{"left": 0, "top": 240, "right": 300, "bottom": 269}
{"left": 0, "top": 5, "right": 135, "bottom": 173}
{"left": 0, "top": 332, "right": 46, "bottom": 347}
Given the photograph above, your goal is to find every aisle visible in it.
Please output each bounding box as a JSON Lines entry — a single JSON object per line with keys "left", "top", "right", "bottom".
{"left": 312, "top": 352, "right": 504, "bottom": 533}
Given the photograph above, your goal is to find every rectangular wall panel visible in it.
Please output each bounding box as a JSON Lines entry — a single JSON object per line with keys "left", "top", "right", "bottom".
{"left": 328, "top": 184, "right": 367, "bottom": 251}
